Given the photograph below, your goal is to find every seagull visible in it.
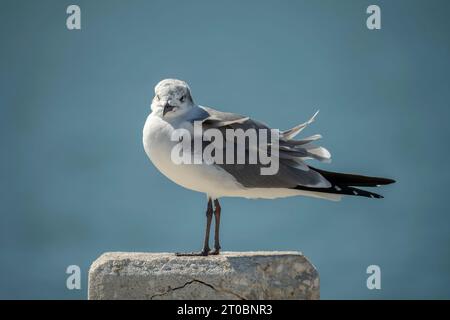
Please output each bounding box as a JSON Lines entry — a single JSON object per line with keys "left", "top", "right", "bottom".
{"left": 143, "top": 79, "right": 395, "bottom": 256}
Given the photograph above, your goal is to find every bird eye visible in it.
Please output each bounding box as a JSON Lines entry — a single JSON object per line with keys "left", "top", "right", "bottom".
{"left": 180, "top": 95, "right": 185, "bottom": 102}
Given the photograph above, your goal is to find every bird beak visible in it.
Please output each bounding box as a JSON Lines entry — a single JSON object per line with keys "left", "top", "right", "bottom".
{"left": 162, "top": 102, "right": 176, "bottom": 116}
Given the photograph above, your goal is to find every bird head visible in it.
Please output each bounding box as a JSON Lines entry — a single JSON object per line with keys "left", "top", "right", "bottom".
{"left": 151, "top": 79, "right": 194, "bottom": 118}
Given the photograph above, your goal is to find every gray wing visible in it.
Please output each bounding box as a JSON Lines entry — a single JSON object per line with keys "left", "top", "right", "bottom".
{"left": 195, "top": 106, "right": 332, "bottom": 189}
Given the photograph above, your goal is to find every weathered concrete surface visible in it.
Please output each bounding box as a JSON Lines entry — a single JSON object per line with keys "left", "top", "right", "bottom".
{"left": 88, "top": 251, "right": 319, "bottom": 300}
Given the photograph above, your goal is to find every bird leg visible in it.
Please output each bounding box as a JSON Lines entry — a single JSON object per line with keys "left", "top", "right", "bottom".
{"left": 210, "top": 199, "right": 221, "bottom": 255}
{"left": 175, "top": 199, "right": 213, "bottom": 256}
{"left": 202, "top": 199, "right": 213, "bottom": 254}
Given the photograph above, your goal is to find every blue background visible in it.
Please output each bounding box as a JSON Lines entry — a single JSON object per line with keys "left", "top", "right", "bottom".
{"left": 1, "top": 0, "right": 449, "bottom": 299}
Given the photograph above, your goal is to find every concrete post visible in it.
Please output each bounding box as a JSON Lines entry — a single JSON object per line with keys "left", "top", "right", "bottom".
{"left": 88, "top": 251, "right": 319, "bottom": 300}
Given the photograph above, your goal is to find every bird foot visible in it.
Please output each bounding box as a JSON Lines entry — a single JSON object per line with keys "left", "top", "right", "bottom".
{"left": 175, "top": 250, "right": 210, "bottom": 257}
{"left": 209, "top": 249, "right": 220, "bottom": 255}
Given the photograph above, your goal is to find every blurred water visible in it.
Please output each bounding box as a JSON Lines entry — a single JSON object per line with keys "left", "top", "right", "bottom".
{"left": 0, "top": 0, "right": 449, "bottom": 299}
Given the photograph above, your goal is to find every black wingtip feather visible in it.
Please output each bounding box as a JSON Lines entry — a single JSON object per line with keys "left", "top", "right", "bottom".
{"left": 294, "top": 184, "right": 384, "bottom": 199}
{"left": 309, "top": 166, "right": 396, "bottom": 187}
{"left": 292, "top": 167, "right": 395, "bottom": 199}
